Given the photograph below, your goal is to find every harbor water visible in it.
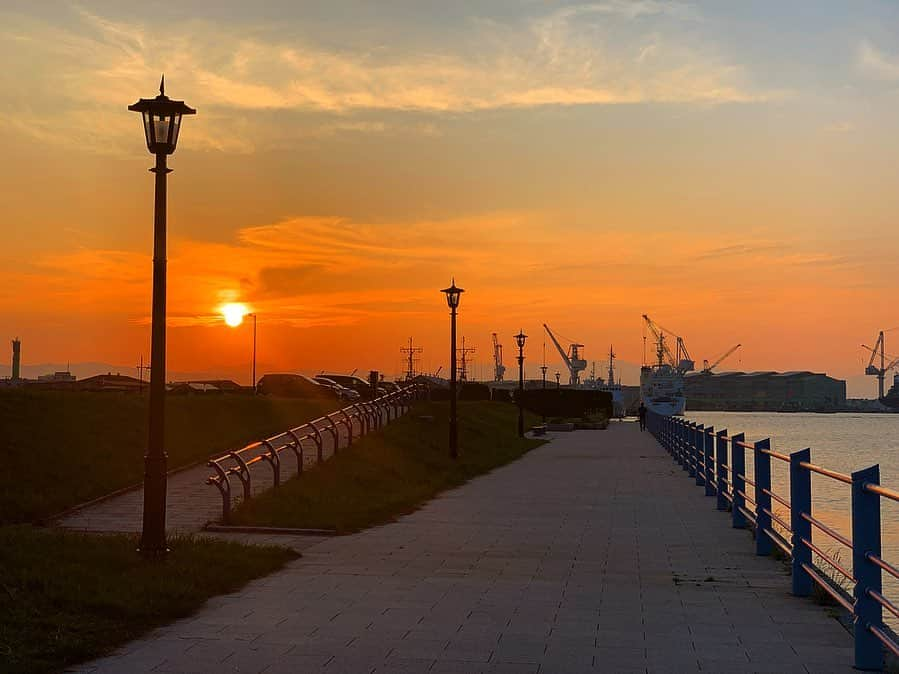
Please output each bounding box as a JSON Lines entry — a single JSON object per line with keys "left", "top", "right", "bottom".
{"left": 685, "top": 412, "right": 899, "bottom": 628}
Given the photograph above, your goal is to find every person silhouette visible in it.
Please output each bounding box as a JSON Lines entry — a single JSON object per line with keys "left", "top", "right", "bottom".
{"left": 638, "top": 402, "right": 647, "bottom": 431}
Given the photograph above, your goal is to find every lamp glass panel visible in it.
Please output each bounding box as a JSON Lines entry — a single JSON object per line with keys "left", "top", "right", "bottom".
{"left": 142, "top": 111, "right": 153, "bottom": 148}
{"left": 170, "top": 114, "right": 182, "bottom": 149}
{"left": 153, "top": 114, "right": 171, "bottom": 147}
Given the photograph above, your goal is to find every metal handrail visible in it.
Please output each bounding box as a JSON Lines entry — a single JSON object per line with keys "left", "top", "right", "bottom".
{"left": 759, "top": 448, "right": 790, "bottom": 463}
{"left": 864, "top": 482, "right": 899, "bottom": 503}
{"left": 867, "top": 553, "right": 899, "bottom": 582}
{"left": 205, "top": 384, "right": 425, "bottom": 521}
{"left": 800, "top": 512, "right": 852, "bottom": 549}
{"left": 868, "top": 625, "right": 899, "bottom": 658}
{"left": 762, "top": 526, "right": 793, "bottom": 557}
{"left": 868, "top": 590, "right": 899, "bottom": 621}
{"left": 800, "top": 537, "right": 854, "bottom": 583}
{"left": 798, "top": 461, "right": 852, "bottom": 485}
{"left": 801, "top": 562, "right": 855, "bottom": 613}
{"left": 762, "top": 487, "right": 791, "bottom": 510}
{"left": 762, "top": 507, "right": 791, "bottom": 533}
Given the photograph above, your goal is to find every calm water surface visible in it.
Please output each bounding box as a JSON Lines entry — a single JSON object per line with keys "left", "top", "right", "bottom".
{"left": 685, "top": 412, "right": 899, "bottom": 626}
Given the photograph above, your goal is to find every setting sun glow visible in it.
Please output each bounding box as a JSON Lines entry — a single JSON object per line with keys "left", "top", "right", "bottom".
{"left": 221, "top": 303, "right": 249, "bottom": 328}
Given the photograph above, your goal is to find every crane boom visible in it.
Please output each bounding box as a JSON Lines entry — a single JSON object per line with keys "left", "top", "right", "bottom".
{"left": 543, "top": 324, "right": 572, "bottom": 370}
{"left": 702, "top": 343, "right": 742, "bottom": 373}
{"left": 543, "top": 323, "right": 587, "bottom": 385}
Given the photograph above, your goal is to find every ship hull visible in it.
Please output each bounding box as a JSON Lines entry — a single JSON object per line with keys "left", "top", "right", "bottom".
{"left": 640, "top": 365, "right": 687, "bottom": 416}
{"left": 645, "top": 397, "right": 686, "bottom": 416}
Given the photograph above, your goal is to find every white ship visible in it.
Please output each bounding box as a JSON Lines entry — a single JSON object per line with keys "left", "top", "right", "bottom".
{"left": 640, "top": 315, "right": 691, "bottom": 416}
{"left": 640, "top": 363, "right": 686, "bottom": 416}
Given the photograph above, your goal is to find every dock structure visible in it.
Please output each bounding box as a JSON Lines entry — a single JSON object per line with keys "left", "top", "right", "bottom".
{"left": 72, "top": 423, "right": 854, "bottom": 673}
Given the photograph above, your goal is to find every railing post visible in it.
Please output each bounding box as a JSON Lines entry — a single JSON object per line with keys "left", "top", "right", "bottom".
{"left": 789, "top": 448, "right": 812, "bottom": 597}
{"left": 754, "top": 439, "right": 772, "bottom": 556}
{"left": 675, "top": 420, "right": 683, "bottom": 466}
{"left": 704, "top": 426, "right": 715, "bottom": 496}
{"left": 699, "top": 426, "right": 712, "bottom": 491}
{"left": 716, "top": 429, "right": 728, "bottom": 509}
{"left": 692, "top": 424, "right": 704, "bottom": 480}
{"left": 851, "top": 464, "right": 883, "bottom": 672}
{"left": 731, "top": 433, "right": 746, "bottom": 529}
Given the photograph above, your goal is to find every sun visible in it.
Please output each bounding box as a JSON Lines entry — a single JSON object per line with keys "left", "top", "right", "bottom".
{"left": 221, "top": 303, "right": 249, "bottom": 327}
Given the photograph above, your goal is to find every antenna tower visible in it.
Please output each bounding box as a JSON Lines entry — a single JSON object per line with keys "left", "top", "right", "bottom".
{"left": 400, "top": 337, "right": 423, "bottom": 381}
{"left": 457, "top": 337, "right": 476, "bottom": 382}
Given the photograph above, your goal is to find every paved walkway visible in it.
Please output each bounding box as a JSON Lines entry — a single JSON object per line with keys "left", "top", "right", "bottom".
{"left": 73, "top": 423, "right": 853, "bottom": 673}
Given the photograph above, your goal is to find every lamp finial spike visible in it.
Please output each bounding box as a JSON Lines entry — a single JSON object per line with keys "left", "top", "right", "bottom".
{"left": 160, "top": 74, "right": 165, "bottom": 96}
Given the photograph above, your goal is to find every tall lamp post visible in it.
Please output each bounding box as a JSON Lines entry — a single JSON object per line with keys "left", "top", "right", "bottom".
{"left": 129, "top": 77, "right": 196, "bottom": 555}
{"left": 515, "top": 330, "right": 527, "bottom": 437}
{"left": 540, "top": 364, "right": 548, "bottom": 422}
{"left": 441, "top": 279, "right": 464, "bottom": 459}
{"left": 222, "top": 305, "right": 257, "bottom": 392}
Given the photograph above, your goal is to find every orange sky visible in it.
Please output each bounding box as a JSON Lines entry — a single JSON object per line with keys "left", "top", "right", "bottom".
{"left": 3, "top": 2, "right": 899, "bottom": 395}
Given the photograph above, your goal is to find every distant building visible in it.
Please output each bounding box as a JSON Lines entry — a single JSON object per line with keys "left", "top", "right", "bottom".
{"left": 11, "top": 338, "right": 21, "bottom": 382}
{"left": 37, "top": 371, "right": 76, "bottom": 382}
{"left": 685, "top": 371, "right": 847, "bottom": 411}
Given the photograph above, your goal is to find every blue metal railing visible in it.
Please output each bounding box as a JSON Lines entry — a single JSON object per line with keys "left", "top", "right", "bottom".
{"left": 647, "top": 410, "right": 899, "bottom": 671}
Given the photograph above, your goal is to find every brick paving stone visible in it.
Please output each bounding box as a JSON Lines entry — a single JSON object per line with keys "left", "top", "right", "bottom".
{"left": 76, "top": 423, "right": 856, "bottom": 673}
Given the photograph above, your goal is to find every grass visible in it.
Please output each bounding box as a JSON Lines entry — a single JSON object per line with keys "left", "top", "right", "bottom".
{"left": 0, "top": 526, "right": 297, "bottom": 674}
{"left": 231, "top": 401, "right": 544, "bottom": 532}
{"left": 0, "top": 390, "right": 338, "bottom": 524}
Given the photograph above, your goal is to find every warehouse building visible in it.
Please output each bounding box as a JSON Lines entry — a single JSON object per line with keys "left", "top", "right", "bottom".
{"left": 685, "top": 371, "right": 847, "bottom": 411}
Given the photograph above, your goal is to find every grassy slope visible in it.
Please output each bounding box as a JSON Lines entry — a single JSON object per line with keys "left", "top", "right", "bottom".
{"left": 0, "top": 390, "right": 337, "bottom": 524}
{"left": 0, "top": 526, "right": 297, "bottom": 674}
{"left": 232, "top": 401, "right": 543, "bottom": 532}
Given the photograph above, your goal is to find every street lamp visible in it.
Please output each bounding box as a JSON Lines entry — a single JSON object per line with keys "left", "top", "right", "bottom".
{"left": 129, "top": 76, "right": 195, "bottom": 555}
{"left": 540, "top": 364, "right": 548, "bottom": 422}
{"left": 221, "top": 304, "right": 257, "bottom": 392}
{"left": 515, "top": 330, "right": 527, "bottom": 437}
{"left": 441, "top": 279, "right": 464, "bottom": 459}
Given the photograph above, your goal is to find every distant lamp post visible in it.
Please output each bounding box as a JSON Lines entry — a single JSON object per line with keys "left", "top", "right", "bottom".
{"left": 515, "top": 330, "right": 527, "bottom": 437}
{"left": 540, "top": 364, "right": 548, "bottom": 422}
{"left": 441, "top": 279, "right": 464, "bottom": 459}
{"left": 129, "top": 77, "right": 196, "bottom": 555}
{"left": 221, "top": 304, "right": 257, "bottom": 392}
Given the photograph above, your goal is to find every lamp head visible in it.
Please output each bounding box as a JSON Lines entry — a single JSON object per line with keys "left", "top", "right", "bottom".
{"left": 129, "top": 76, "right": 196, "bottom": 155}
{"left": 440, "top": 278, "right": 464, "bottom": 309}
{"left": 514, "top": 330, "right": 528, "bottom": 350}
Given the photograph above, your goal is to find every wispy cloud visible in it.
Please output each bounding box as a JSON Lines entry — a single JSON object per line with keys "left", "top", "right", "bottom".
{"left": 0, "top": 2, "right": 771, "bottom": 152}
{"left": 857, "top": 40, "right": 899, "bottom": 80}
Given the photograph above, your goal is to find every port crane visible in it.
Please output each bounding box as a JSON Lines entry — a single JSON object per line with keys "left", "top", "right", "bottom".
{"left": 862, "top": 331, "right": 899, "bottom": 399}
{"left": 607, "top": 345, "right": 617, "bottom": 386}
{"left": 492, "top": 333, "right": 506, "bottom": 382}
{"left": 642, "top": 315, "right": 695, "bottom": 373}
{"left": 701, "top": 344, "right": 742, "bottom": 374}
{"left": 543, "top": 324, "right": 587, "bottom": 385}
